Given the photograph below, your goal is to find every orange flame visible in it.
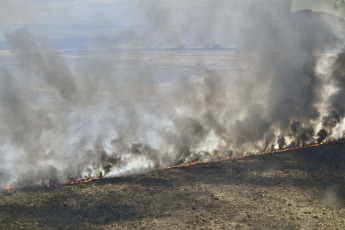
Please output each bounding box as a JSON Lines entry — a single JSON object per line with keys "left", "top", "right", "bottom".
{"left": 68, "top": 176, "right": 101, "bottom": 185}
{"left": 4, "top": 139, "right": 345, "bottom": 189}
{"left": 166, "top": 161, "right": 200, "bottom": 169}
{"left": 38, "top": 177, "right": 101, "bottom": 188}
{"left": 164, "top": 139, "right": 345, "bottom": 169}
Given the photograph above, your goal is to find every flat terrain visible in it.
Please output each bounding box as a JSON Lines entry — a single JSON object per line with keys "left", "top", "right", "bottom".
{"left": 1, "top": 142, "right": 345, "bottom": 229}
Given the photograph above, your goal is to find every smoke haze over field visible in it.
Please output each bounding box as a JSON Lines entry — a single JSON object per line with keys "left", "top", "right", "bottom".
{"left": 1, "top": 0, "right": 345, "bottom": 187}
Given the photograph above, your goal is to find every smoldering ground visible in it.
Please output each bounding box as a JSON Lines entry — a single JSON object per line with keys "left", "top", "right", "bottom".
{"left": 1, "top": 0, "right": 345, "bottom": 187}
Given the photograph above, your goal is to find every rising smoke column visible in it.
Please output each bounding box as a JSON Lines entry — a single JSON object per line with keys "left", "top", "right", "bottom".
{"left": 232, "top": 1, "right": 336, "bottom": 149}
{"left": 318, "top": 51, "right": 345, "bottom": 142}
{"left": 0, "top": 0, "right": 345, "bottom": 187}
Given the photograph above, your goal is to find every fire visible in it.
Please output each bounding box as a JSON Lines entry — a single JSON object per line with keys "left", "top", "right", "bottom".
{"left": 164, "top": 139, "right": 345, "bottom": 169}
{"left": 42, "top": 176, "right": 101, "bottom": 188}
{"left": 3, "top": 139, "right": 345, "bottom": 190}
{"left": 37, "top": 177, "right": 102, "bottom": 188}
{"left": 166, "top": 161, "right": 200, "bottom": 169}
{"left": 69, "top": 176, "right": 101, "bottom": 185}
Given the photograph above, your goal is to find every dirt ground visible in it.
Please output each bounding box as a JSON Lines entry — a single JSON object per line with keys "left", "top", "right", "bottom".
{"left": 1, "top": 142, "right": 345, "bottom": 229}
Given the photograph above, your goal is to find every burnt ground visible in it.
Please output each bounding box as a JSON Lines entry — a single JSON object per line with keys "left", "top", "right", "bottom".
{"left": 1, "top": 142, "right": 345, "bottom": 229}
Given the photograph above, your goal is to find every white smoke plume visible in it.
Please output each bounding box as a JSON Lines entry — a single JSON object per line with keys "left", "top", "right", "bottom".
{"left": 1, "top": 0, "right": 345, "bottom": 187}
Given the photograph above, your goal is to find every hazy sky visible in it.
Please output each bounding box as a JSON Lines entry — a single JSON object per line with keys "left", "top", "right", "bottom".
{"left": 1, "top": 1, "right": 344, "bottom": 28}
{"left": 0, "top": 0, "right": 344, "bottom": 44}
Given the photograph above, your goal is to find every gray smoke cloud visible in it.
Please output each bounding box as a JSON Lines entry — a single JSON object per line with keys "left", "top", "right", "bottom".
{"left": 292, "top": 0, "right": 345, "bottom": 18}
{"left": 1, "top": 0, "right": 345, "bottom": 187}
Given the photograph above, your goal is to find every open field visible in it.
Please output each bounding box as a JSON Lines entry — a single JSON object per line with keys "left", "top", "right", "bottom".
{"left": 1, "top": 141, "right": 345, "bottom": 229}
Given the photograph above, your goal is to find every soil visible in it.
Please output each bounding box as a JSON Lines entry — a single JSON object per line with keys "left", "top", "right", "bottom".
{"left": 1, "top": 142, "right": 345, "bottom": 229}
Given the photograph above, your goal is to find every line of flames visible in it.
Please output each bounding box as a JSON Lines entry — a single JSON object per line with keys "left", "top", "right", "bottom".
{"left": 5, "top": 139, "right": 345, "bottom": 190}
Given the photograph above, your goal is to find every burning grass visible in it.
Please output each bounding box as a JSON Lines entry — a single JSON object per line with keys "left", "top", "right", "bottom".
{"left": 1, "top": 141, "right": 345, "bottom": 229}
{"left": 5, "top": 139, "right": 344, "bottom": 190}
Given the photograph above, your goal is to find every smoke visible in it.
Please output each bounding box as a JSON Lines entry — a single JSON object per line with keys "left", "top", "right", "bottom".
{"left": 292, "top": 0, "right": 345, "bottom": 19}
{"left": 1, "top": 0, "right": 345, "bottom": 187}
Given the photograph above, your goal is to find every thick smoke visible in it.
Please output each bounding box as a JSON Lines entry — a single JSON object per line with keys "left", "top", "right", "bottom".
{"left": 1, "top": 0, "right": 345, "bottom": 187}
